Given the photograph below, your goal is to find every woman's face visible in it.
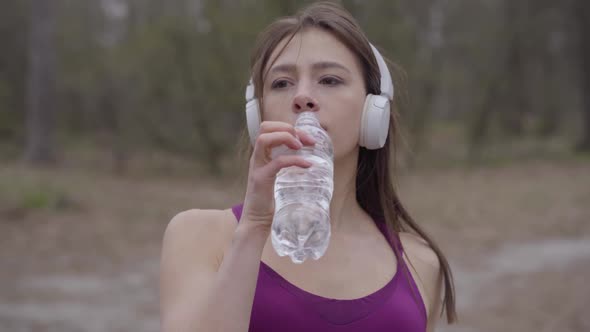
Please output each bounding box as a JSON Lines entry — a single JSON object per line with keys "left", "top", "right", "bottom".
{"left": 261, "top": 27, "right": 367, "bottom": 161}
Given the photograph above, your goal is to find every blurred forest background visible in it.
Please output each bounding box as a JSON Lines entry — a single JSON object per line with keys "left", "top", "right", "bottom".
{"left": 2, "top": 0, "right": 589, "bottom": 174}
{"left": 1, "top": 1, "right": 589, "bottom": 332}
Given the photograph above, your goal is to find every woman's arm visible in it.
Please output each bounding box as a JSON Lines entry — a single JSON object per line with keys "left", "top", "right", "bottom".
{"left": 159, "top": 209, "right": 270, "bottom": 332}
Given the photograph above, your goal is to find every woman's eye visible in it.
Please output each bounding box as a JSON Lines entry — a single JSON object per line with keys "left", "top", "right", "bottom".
{"left": 271, "top": 79, "right": 290, "bottom": 89}
{"left": 319, "top": 77, "right": 342, "bottom": 86}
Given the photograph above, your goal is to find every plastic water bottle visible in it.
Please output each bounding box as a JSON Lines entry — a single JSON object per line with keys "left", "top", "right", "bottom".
{"left": 271, "top": 111, "right": 334, "bottom": 264}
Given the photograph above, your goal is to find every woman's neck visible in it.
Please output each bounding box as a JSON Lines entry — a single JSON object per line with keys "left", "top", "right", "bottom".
{"left": 329, "top": 149, "right": 371, "bottom": 234}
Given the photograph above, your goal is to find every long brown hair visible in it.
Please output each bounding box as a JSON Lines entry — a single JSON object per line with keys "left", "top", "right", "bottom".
{"left": 241, "top": 1, "right": 456, "bottom": 323}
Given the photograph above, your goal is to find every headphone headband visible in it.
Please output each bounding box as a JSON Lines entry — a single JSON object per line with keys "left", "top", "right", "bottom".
{"left": 369, "top": 44, "right": 394, "bottom": 100}
{"left": 245, "top": 78, "right": 255, "bottom": 102}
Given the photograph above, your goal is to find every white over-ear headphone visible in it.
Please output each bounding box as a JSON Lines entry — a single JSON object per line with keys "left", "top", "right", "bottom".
{"left": 245, "top": 43, "right": 394, "bottom": 150}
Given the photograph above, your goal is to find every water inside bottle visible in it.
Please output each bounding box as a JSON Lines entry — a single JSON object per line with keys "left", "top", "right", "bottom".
{"left": 271, "top": 112, "right": 334, "bottom": 264}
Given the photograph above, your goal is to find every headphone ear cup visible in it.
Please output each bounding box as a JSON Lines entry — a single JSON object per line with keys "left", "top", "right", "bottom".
{"left": 246, "top": 99, "right": 262, "bottom": 146}
{"left": 360, "top": 94, "right": 390, "bottom": 150}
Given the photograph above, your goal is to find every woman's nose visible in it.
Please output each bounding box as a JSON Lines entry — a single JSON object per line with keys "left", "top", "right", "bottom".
{"left": 292, "top": 94, "right": 319, "bottom": 113}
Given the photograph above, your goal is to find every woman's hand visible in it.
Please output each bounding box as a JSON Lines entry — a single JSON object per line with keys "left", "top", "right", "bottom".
{"left": 240, "top": 121, "right": 316, "bottom": 234}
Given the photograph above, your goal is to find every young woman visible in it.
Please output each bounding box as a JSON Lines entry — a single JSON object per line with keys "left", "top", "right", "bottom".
{"left": 160, "top": 2, "right": 456, "bottom": 331}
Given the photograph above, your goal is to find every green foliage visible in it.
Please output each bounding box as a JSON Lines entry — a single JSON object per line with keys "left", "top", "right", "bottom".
{"left": 0, "top": 177, "right": 73, "bottom": 213}
{"left": 20, "top": 185, "right": 66, "bottom": 210}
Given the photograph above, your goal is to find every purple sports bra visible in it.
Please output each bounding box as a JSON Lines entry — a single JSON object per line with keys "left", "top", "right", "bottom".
{"left": 231, "top": 203, "right": 427, "bottom": 331}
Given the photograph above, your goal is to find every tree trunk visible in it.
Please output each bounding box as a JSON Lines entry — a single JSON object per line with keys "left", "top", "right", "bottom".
{"left": 25, "top": 0, "right": 57, "bottom": 164}
{"left": 406, "top": 0, "right": 445, "bottom": 163}
{"left": 468, "top": 77, "right": 500, "bottom": 161}
{"left": 500, "top": 0, "right": 528, "bottom": 137}
{"left": 575, "top": 0, "right": 590, "bottom": 151}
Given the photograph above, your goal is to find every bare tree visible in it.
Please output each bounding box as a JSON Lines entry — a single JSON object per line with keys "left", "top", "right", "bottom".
{"left": 25, "top": 0, "right": 57, "bottom": 164}
{"left": 574, "top": 0, "right": 590, "bottom": 151}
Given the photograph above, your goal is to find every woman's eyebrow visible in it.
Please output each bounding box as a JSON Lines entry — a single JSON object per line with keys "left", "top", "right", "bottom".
{"left": 269, "top": 63, "right": 297, "bottom": 75}
{"left": 312, "top": 61, "right": 351, "bottom": 73}
{"left": 269, "top": 61, "right": 351, "bottom": 75}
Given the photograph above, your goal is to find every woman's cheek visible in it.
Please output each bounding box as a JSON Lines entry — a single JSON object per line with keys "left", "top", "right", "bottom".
{"left": 331, "top": 129, "right": 359, "bottom": 160}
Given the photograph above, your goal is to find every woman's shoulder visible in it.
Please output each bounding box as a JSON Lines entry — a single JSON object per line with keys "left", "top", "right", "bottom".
{"left": 167, "top": 208, "right": 237, "bottom": 229}
{"left": 398, "top": 231, "right": 440, "bottom": 269}
{"left": 165, "top": 208, "right": 238, "bottom": 239}
{"left": 397, "top": 231, "right": 443, "bottom": 322}
{"left": 162, "top": 208, "right": 238, "bottom": 267}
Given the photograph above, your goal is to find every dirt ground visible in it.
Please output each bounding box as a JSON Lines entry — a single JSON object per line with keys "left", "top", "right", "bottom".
{"left": 0, "top": 158, "right": 589, "bottom": 332}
